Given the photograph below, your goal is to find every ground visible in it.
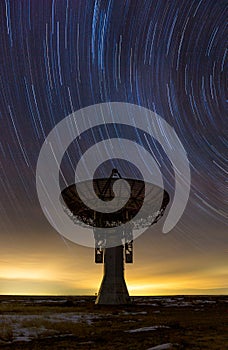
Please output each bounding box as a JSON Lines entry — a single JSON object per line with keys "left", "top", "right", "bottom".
{"left": 0, "top": 296, "right": 227, "bottom": 349}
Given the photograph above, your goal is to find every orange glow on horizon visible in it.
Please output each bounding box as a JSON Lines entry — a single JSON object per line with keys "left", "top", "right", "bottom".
{"left": 0, "top": 265, "right": 227, "bottom": 296}
{"left": 0, "top": 237, "right": 227, "bottom": 296}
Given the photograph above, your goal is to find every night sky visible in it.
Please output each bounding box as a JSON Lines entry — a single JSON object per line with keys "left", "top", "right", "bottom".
{"left": 0, "top": 0, "right": 227, "bottom": 295}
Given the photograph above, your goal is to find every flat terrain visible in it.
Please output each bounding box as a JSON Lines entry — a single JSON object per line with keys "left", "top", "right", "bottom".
{"left": 0, "top": 296, "right": 227, "bottom": 349}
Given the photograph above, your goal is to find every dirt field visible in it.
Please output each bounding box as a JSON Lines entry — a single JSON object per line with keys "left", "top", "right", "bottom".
{"left": 0, "top": 295, "right": 227, "bottom": 349}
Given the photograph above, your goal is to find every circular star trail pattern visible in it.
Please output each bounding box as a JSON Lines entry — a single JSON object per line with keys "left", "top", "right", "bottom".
{"left": 0, "top": 0, "right": 227, "bottom": 242}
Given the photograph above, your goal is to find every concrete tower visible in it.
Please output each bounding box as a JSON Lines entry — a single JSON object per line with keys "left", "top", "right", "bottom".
{"left": 95, "top": 244, "right": 130, "bottom": 305}
{"left": 94, "top": 220, "right": 133, "bottom": 305}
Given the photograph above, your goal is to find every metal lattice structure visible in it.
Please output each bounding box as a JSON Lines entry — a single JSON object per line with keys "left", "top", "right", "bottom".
{"left": 61, "top": 172, "right": 169, "bottom": 229}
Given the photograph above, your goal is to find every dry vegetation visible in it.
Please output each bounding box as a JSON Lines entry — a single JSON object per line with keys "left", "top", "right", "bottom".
{"left": 0, "top": 296, "right": 227, "bottom": 349}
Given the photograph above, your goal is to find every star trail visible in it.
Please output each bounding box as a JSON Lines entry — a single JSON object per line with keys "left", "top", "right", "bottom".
{"left": 0, "top": 0, "right": 227, "bottom": 295}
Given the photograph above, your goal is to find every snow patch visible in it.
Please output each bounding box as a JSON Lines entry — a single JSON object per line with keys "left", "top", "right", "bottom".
{"left": 146, "top": 343, "right": 173, "bottom": 350}
{"left": 122, "top": 311, "right": 147, "bottom": 315}
{"left": 0, "top": 312, "right": 101, "bottom": 343}
{"left": 125, "top": 325, "right": 169, "bottom": 333}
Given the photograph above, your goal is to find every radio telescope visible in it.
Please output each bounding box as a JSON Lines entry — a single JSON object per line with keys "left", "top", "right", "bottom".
{"left": 61, "top": 169, "right": 170, "bottom": 305}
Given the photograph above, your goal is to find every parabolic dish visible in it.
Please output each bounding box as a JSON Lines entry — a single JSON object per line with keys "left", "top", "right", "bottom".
{"left": 61, "top": 178, "right": 170, "bottom": 229}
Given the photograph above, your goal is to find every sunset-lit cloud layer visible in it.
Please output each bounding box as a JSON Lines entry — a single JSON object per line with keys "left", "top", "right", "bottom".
{"left": 1, "top": 260, "right": 227, "bottom": 296}
{"left": 0, "top": 225, "right": 227, "bottom": 296}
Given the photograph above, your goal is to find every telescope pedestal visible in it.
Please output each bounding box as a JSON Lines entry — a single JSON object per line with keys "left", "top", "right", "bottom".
{"left": 95, "top": 245, "right": 131, "bottom": 305}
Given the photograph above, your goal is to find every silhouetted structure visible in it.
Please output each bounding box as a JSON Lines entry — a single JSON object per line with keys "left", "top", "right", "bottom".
{"left": 61, "top": 169, "right": 169, "bottom": 305}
